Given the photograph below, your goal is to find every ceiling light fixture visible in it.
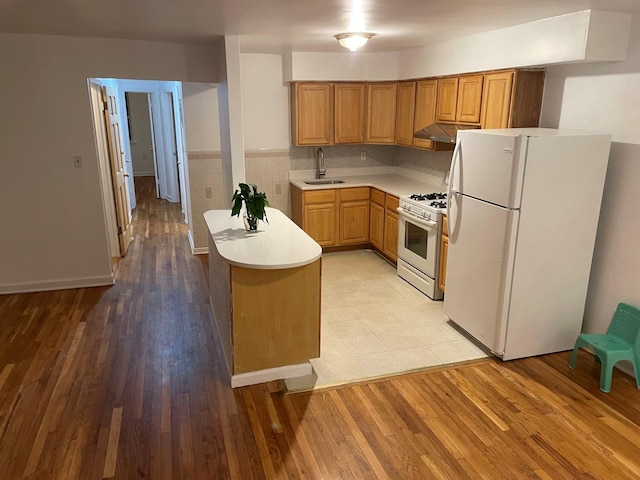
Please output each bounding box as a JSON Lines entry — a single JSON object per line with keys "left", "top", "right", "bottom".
{"left": 335, "top": 32, "right": 375, "bottom": 52}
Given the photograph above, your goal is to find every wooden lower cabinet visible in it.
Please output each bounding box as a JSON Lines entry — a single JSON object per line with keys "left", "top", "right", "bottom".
{"left": 304, "top": 203, "right": 338, "bottom": 247}
{"left": 340, "top": 200, "right": 369, "bottom": 244}
{"left": 369, "top": 201, "right": 384, "bottom": 251}
{"left": 382, "top": 194, "right": 399, "bottom": 262}
{"left": 292, "top": 186, "right": 370, "bottom": 248}
{"left": 439, "top": 215, "right": 449, "bottom": 292}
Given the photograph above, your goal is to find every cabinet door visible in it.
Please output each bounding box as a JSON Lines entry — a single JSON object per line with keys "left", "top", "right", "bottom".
{"left": 304, "top": 203, "right": 337, "bottom": 247}
{"left": 369, "top": 202, "right": 384, "bottom": 251}
{"left": 413, "top": 79, "right": 438, "bottom": 150}
{"left": 436, "top": 77, "right": 458, "bottom": 122}
{"left": 340, "top": 201, "right": 370, "bottom": 245}
{"left": 481, "top": 72, "right": 513, "bottom": 129}
{"left": 395, "top": 81, "right": 416, "bottom": 146}
{"left": 335, "top": 83, "right": 365, "bottom": 144}
{"left": 383, "top": 210, "right": 398, "bottom": 262}
{"left": 439, "top": 234, "right": 448, "bottom": 292}
{"left": 456, "top": 74, "right": 484, "bottom": 124}
{"left": 366, "top": 82, "right": 397, "bottom": 144}
{"left": 293, "top": 83, "right": 334, "bottom": 146}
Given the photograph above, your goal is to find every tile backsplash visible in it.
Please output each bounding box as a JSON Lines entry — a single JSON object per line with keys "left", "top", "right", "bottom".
{"left": 188, "top": 145, "right": 453, "bottom": 251}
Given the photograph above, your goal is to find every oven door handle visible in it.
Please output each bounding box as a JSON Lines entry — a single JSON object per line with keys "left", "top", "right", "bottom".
{"left": 397, "top": 208, "right": 438, "bottom": 229}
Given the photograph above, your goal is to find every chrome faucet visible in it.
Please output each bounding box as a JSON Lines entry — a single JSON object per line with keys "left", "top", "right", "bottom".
{"left": 316, "top": 147, "right": 326, "bottom": 179}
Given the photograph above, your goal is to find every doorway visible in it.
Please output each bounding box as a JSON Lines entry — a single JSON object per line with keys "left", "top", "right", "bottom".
{"left": 89, "top": 78, "right": 191, "bottom": 261}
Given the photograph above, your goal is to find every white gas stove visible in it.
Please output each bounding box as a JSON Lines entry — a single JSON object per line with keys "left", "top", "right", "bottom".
{"left": 396, "top": 192, "right": 447, "bottom": 300}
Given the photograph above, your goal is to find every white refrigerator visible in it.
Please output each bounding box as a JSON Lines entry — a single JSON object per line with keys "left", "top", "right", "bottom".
{"left": 443, "top": 128, "right": 611, "bottom": 360}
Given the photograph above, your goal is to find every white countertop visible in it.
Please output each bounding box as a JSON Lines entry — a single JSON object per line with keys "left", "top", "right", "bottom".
{"left": 204, "top": 207, "right": 322, "bottom": 270}
{"left": 289, "top": 168, "right": 445, "bottom": 198}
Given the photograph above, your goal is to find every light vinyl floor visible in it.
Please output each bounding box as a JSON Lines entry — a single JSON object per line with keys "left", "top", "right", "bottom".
{"left": 285, "top": 249, "right": 487, "bottom": 391}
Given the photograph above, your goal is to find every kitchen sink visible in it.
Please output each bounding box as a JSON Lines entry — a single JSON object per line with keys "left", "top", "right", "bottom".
{"left": 303, "top": 179, "right": 345, "bottom": 185}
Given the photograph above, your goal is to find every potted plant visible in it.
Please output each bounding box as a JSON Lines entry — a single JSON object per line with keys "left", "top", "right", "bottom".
{"left": 231, "top": 183, "right": 269, "bottom": 231}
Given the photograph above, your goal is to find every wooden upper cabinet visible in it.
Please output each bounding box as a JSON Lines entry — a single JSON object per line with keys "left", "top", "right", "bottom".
{"left": 292, "top": 83, "right": 334, "bottom": 146}
{"left": 366, "top": 82, "right": 397, "bottom": 144}
{"left": 481, "top": 71, "right": 514, "bottom": 129}
{"left": 456, "top": 74, "right": 484, "bottom": 124}
{"left": 395, "top": 81, "right": 416, "bottom": 146}
{"left": 436, "top": 77, "right": 459, "bottom": 122}
{"left": 335, "top": 83, "right": 366, "bottom": 144}
{"left": 509, "top": 70, "right": 546, "bottom": 128}
{"left": 413, "top": 79, "right": 438, "bottom": 150}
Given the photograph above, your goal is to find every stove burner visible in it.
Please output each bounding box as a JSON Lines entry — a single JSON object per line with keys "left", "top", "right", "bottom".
{"left": 430, "top": 201, "right": 447, "bottom": 209}
{"left": 409, "top": 192, "right": 447, "bottom": 201}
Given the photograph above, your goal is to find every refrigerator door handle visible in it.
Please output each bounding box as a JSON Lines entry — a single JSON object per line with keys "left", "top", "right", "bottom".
{"left": 446, "top": 139, "right": 462, "bottom": 237}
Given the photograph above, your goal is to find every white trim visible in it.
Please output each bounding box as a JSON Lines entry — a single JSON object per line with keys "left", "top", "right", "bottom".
{"left": 188, "top": 230, "right": 207, "bottom": 255}
{"left": 188, "top": 229, "right": 195, "bottom": 253}
{"left": 0, "top": 274, "right": 115, "bottom": 295}
{"left": 231, "top": 363, "right": 312, "bottom": 388}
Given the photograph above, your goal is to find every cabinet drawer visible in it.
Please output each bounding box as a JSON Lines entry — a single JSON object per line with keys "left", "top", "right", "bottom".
{"left": 442, "top": 215, "right": 448, "bottom": 237}
{"left": 304, "top": 189, "right": 337, "bottom": 204}
{"left": 370, "top": 188, "right": 385, "bottom": 206}
{"left": 339, "top": 187, "right": 370, "bottom": 202}
{"left": 385, "top": 194, "right": 399, "bottom": 211}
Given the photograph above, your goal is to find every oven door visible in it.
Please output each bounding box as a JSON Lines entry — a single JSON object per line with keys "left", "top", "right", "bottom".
{"left": 397, "top": 208, "right": 439, "bottom": 278}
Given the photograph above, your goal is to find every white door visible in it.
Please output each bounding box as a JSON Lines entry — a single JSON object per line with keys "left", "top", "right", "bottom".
{"left": 454, "top": 130, "right": 526, "bottom": 208}
{"left": 443, "top": 194, "right": 518, "bottom": 355}
{"left": 102, "top": 86, "right": 133, "bottom": 256}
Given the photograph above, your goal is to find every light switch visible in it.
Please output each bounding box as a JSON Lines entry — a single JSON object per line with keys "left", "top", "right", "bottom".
{"left": 73, "top": 155, "right": 82, "bottom": 168}
{"left": 275, "top": 183, "right": 282, "bottom": 195}
{"left": 205, "top": 187, "right": 213, "bottom": 199}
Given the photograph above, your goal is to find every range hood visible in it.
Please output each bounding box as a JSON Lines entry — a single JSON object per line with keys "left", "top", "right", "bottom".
{"left": 414, "top": 123, "right": 480, "bottom": 144}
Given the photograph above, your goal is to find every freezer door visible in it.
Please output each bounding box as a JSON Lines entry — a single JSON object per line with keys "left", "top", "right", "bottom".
{"left": 443, "top": 194, "right": 519, "bottom": 355}
{"left": 453, "top": 130, "right": 527, "bottom": 208}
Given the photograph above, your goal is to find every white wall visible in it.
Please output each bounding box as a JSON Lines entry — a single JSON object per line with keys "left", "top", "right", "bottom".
{"left": 540, "top": 13, "right": 640, "bottom": 333}
{"left": 127, "top": 93, "right": 155, "bottom": 176}
{"left": 182, "top": 83, "right": 221, "bottom": 151}
{"left": 0, "top": 33, "right": 219, "bottom": 293}
{"left": 284, "top": 11, "right": 631, "bottom": 82}
{"left": 240, "top": 54, "right": 290, "bottom": 149}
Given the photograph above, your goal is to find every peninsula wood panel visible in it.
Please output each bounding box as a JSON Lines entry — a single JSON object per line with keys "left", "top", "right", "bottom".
{"left": 334, "top": 83, "right": 366, "bottom": 144}
{"left": 231, "top": 260, "right": 321, "bottom": 374}
{"left": 208, "top": 235, "right": 234, "bottom": 374}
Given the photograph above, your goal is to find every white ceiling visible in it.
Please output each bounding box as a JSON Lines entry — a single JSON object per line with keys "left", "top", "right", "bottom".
{"left": 1, "top": 0, "right": 639, "bottom": 53}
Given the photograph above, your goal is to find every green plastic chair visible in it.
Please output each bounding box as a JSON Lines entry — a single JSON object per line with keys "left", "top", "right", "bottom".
{"left": 569, "top": 302, "right": 640, "bottom": 393}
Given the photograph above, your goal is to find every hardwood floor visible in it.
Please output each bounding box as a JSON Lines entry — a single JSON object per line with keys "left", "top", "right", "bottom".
{"left": 1, "top": 176, "right": 640, "bottom": 479}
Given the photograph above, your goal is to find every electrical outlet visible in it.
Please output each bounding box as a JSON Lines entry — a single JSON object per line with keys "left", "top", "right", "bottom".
{"left": 360, "top": 151, "right": 366, "bottom": 162}
{"left": 205, "top": 187, "right": 213, "bottom": 199}
{"left": 73, "top": 155, "right": 82, "bottom": 168}
{"left": 275, "top": 183, "right": 282, "bottom": 195}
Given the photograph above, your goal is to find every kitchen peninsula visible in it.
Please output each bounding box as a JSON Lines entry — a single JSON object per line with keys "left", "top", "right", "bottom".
{"left": 204, "top": 208, "right": 322, "bottom": 388}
